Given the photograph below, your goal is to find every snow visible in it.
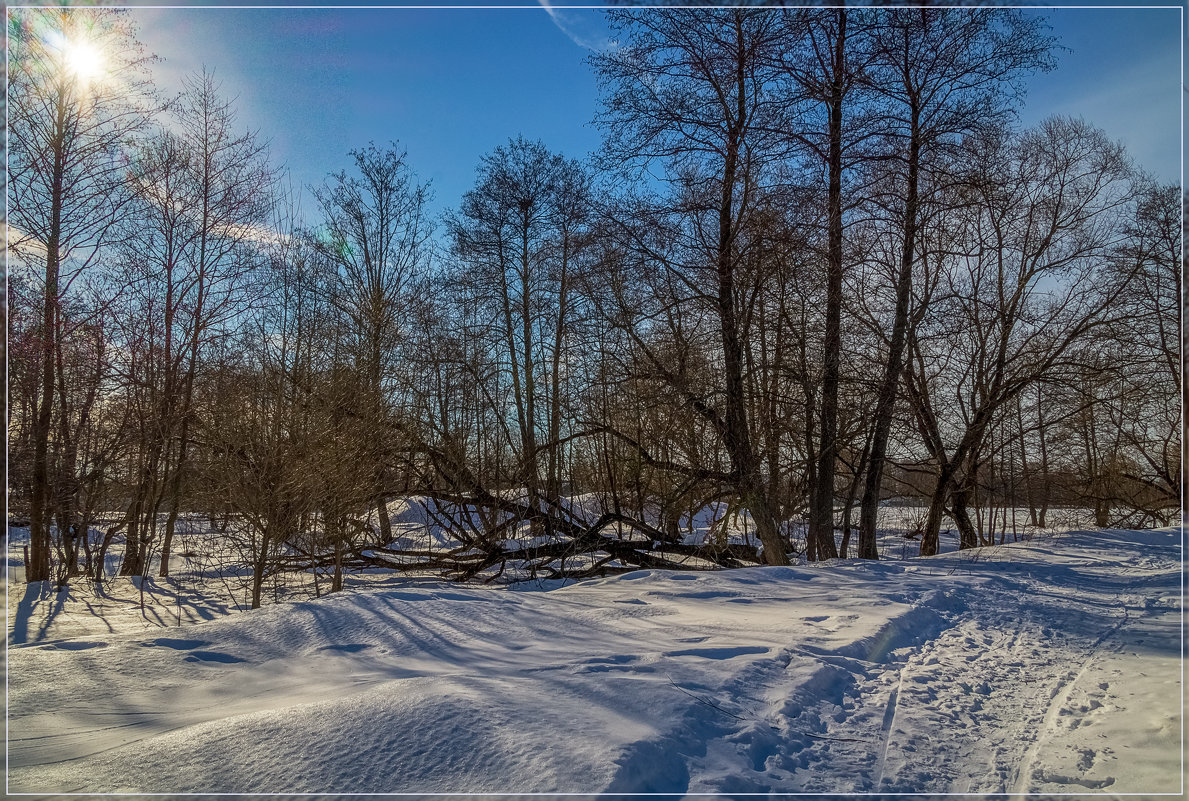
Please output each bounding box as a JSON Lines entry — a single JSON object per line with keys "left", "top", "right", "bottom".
{"left": 7, "top": 526, "right": 1182, "bottom": 794}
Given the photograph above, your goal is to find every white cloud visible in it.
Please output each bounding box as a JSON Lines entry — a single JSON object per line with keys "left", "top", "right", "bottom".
{"left": 538, "top": 2, "right": 614, "bottom": 53}
{"left": 6, "top": 225, "right": 45, "bottom": 259}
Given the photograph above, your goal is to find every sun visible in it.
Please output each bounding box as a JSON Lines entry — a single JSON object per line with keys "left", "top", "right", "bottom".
{"left": 61, "top": 38, "right": 105, "bottom": 82}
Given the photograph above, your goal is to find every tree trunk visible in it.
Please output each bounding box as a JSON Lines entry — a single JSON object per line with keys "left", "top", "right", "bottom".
{"left": 715, "top": 16, "right": 787, "bottom": 566}
{"left": 546, "top": 234, "right": 570, "bottom": 503}
{"left": 838, "top": 438, "right": 870, "bottom": 559}
{"left": 160, "top": 360, "right": 200, "bottom": 576}
{"left": 120, "top": 468, "right": 151, "bottom": 576}
{"left": 159, "top": 421, "right": 193, "bottom": 578}
{"left": 331, "top": 531, "right": 344, "bottom": 594}
{"left": 520, "top": 209, "right": 541, "bottom": 503}
{"left": 376, "top": 496, "right": 391, "bottom": 542}
{"left": 251, "top": 527, "right": 270, "bottom": 610}
{"left": 1016, "top": 395, "right": 1039, "bottom": 528}
{"left": 1037, "top": 391, "right": 1050, "bottom": 528}
{"left": 858, "top": 97, "right": 921, "bottom": 562}
{"left": 920, "top": 461, "right": 956, "bottom": 557}
{"left": 809, "top": 9, "right": 848, "bottom": 563}
{"left": 951, "top": 481, "right": 978, "bottom": 550}
{"left": 1094, "top": 501, "right": 1110, "bottom": 528}
{"left": 27, "top": 98, "right": 68, "bottom": 585}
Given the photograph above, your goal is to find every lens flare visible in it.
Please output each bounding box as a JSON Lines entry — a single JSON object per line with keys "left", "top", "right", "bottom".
{"left": 62, "top": 37, "right": 104, "bottom": 81}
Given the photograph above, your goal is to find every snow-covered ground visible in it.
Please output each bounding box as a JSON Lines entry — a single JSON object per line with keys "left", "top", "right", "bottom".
{"left": 6, "top": 526, "right": 1182, "bottom": 795}
{"left": 5, "top": 501, "right": 1078, "bottom": 641}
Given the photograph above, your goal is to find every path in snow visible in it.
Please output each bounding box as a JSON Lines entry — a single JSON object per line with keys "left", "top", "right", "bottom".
{"left": 7, "top": 528, "right": 1181, "bottom": 795}
{"left": 661, "top": 530, "right": 1182, "bottom": 796}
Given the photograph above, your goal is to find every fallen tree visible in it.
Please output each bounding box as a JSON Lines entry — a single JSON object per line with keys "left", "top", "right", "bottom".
{"left": 279, "top": 490, "right": 765, "bottom": 584}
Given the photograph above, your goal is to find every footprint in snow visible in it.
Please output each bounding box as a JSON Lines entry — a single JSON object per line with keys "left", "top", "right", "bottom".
{"left": 681, "top": 590, "right": 741, "bottom": 599}
{"left": 43, "top": 640, "right": 107, "bottom": 651}
{"left": 577, "top": 654, "right": 646, "bottom": 673}
{"left": 664, "top": 645, "right": 769, "bottom": 659}
{"left": 184, "top": 651, "right": 246, "bottom": 664}
{"left": 431, "top": 591, "right": 482, "bottom": 602}
{"left": 142, "top": 637, "right": 208, "bottom": 650}
{"left": 584, "top": 654, "right": 637, "bottom": 665}
{"left": 1033, "top": 768, "right": 1114, "bottom": 789}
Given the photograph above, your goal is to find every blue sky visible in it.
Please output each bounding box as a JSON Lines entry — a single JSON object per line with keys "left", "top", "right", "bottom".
{"left": 121, "top": 6, "right": 1181, "bottom": 221}
{"left": 1020, "top": 8, "right": 1181, "bottom": 183}
{"left": 133, "top": 7, "right": 606, "bottom": 219}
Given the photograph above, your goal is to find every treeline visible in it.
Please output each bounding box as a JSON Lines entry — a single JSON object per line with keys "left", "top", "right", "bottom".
{"left": 7, "top": 8, "right": 1181, "bottom": 596}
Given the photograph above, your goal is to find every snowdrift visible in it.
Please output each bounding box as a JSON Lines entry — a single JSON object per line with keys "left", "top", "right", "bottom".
{"left": 7, "top": 528, "right": 1182, "bottom": 794}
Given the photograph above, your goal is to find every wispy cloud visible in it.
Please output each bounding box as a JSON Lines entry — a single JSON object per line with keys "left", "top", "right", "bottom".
{"left": 1032, "top": 46, "right": 1180, "bottom": 182}
{"left": 538, "top": 2, "right": 614, "bottom": 52}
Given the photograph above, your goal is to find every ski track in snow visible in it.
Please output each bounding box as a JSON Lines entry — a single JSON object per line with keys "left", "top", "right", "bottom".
{"left": 872, "top": 666, "right": 901, "bottom": 789}
{"left": 7, "top": 528, "right": 1182, "bottom": 795}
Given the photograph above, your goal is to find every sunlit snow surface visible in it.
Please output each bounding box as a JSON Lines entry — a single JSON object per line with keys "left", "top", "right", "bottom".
{"left": 7, "top": 528, "right": 1182, "bottom": 795}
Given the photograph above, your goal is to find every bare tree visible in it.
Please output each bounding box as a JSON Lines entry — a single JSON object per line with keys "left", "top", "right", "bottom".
{"left": 775, "top": 9, "right": 881, "bottom": 561}
{"left": 855, "top": 9, "right": 1055, "bottom": 560}
{"left": 1061, "top": 183, "right": 1182, "bottom": 525}
{"left": 7, "top": 8, "right": 157, "bottom": 582}
{"left": 907, "top": 118, "right": 1136, "bottom": 554}
{"left": 592, "top": 8, "right": 796, "bottom": 565}
{"left": 116, "top": 70, "right": 274, "bottom": 578}
{"left": 446, "top": 137, "right": 591, "bottom": 512}
{"left": 313, "top": 142, "right": 432, "bottom": 542}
